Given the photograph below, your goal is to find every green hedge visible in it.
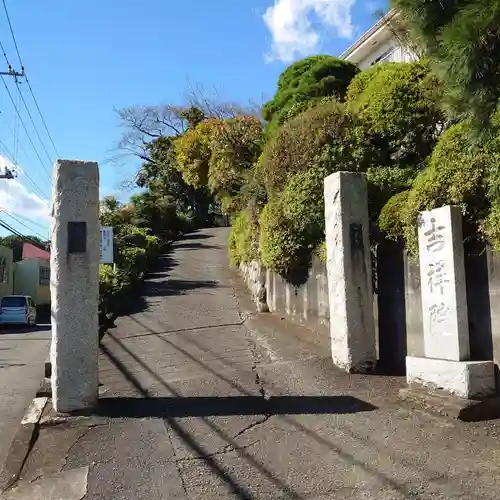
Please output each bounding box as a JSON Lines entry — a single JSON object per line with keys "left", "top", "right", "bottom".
{"left": 259, "top": 167, "right": 326, "bottom": 284}
{"left": 378, "top": 122, "right": 492, "bottom": 255}
{"left": 260, "top": 99, "right": 356, "bottom": 198}
{"left": 228, "top": 210, "right": 259, "bottom": 267}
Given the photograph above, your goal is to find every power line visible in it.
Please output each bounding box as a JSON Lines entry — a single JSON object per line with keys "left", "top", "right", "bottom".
{"left": 24, "top": 77, "right": 59, "bottom": 157}
{"left": 0, "top": 217, "right": 48, "bottom": 248}
{"left": 0, "top": 134, "right": 49, "bottom": 201}
{"left": 0, "top": 108, "right": 51, "bottom": 190}
{"left": 1, "top": 210, "right": 46, "bottom": 240}
{"left": 5, "top": 209, "right": 48, "bottom": 231}
{"left": 0, "top": 38, "right": 10, "bottom": 68}
{"left": 1, "top": 76, "right": 51, "bottom": 179}
{"left": 15, "top": 81, "right": 54, "bottom": 165}
{"left": 2, "top": 0, "right": 59, "bottom": 157}
{"left": 2, "top": 0, "right": 22, "bottom": 70}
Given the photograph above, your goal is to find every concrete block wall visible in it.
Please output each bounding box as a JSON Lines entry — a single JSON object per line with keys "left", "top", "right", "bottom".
{"left": 240, "top": 257, "right": 329, "bottom": 334}
{"left": 239, "top": 241, "right": 500, "bottom": 375}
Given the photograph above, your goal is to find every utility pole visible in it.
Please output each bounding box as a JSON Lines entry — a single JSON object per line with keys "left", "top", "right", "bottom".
{"left": 0, "top": 66, "right": 24, "bottom": 181}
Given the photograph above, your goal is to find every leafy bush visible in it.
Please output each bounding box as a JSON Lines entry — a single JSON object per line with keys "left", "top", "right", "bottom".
{"left": 174, "top": 116, "right": 263, "bottom": 212}
{"left": 377, "top": 190, "right": 410, "bottom": 241}
{"left": 367, "top": 166, "right": 416, "bottom": 221}
{"left": 389, "top": 123, "right": 491, "bottom": 255}
{"left": 259, "top": 167, "right": 327, "bottom": 284}
{"left": 262, "top": 55, "right": 359, "bottom": 136}
{"left": 228, "top": 211, "right": 259, "bottom": 267}
{"left": 174, "top": 119, "right": 214, "bottom": 187}
{"left": 346, "top": 61, "right": 443, "bottom": 170}
{"left": 260, "top": 99, "right": 358, "bottom": 197}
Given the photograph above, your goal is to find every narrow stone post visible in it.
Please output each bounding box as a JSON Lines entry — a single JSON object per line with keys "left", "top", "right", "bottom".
{"left": 324, "top": 172, "right": 376, "bottom": 372}
{"left": 50, "top": 160, "right": 100, "bottom": 412}
{"left": 406, "top": 205, "right": 495, "bottom": 398}
{"left": 418, "top": 206, "right": 470, "bottom": 361}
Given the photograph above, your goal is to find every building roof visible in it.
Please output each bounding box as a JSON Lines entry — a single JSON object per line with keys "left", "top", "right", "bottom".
{"left": 22, "top": 242, "right": 50, "bottom": 260}
{"left": 340, "top": 9, "right": 397, "bottom": 60}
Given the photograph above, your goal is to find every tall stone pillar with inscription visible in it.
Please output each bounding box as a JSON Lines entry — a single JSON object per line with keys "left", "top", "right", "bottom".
{"left": 51, "top": 160, "right": 100, "bottom": 412}
{"left": 324, "top": 172, "right": 376, "bottom": 372}
{"left": 406, "top": 205, "right": 495, "bottom": 398}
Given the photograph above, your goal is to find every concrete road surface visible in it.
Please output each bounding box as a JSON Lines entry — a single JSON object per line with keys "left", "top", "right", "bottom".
{"left": 10, "top": 228, "right": 500, "bottom": 500}
{"left": 0, "top": 326, "right": 50, "bottom": 469}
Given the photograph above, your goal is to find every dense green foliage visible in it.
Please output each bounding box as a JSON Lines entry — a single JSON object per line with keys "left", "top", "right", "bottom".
{"left": 174, "top": 116, "right": 263, "bottom": 212}
{"left": 262, "top": 55, "right": 359, "bottom": 136}
{"left": 392, "top": 0, "right": 500, "bottom": 131}
{"left": 108, "top": 41, "right": 500, "bottom": 289}
{"left": 259, "top": 167, "right": 327, "bottom": 284}
{"left": 346, "top": 61, "right": 443, "bottom": 170}
{"left": 228, "top": 211, "right": 259, "bottom": 267}
{"left": 379, "top": 123, "right": 496, "bottom": 255}
{"left": 259, "top": 99, "right": 357, "bottom": 197}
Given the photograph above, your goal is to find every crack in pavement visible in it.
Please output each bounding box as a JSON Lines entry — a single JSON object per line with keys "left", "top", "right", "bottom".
{"left": 176, "top": 440, "right": 260, "bottom": 465}
{"left": 222, "top": 417, "right": 271, "bottom": 453}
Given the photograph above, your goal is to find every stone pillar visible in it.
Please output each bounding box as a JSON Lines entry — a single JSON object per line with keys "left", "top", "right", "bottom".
{"left": 324, "top": 172, "right": 376, "bottom": 372}
{"left": 406, "top": 205, "right": 495, "bottom": 398}
{"left": 50, "top": 160, "right": 100, "bottom": 413}
{"left": 419, "top": 205, "right": 470, "bottom": 361}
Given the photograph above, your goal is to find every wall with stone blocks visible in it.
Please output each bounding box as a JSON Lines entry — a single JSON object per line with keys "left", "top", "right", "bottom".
{"left": 240, "top": 258, "right": 329, "bottom": 334}
{"left": 404, "top": 243, "right": 500, "bottom": 372}
{"left": 240, "top": 240, "right": 500, "bottom": 377}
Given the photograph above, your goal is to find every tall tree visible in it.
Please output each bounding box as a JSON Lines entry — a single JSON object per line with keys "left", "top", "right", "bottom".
{"left": 392, "top": 0, "right": 500, "bottom": 132}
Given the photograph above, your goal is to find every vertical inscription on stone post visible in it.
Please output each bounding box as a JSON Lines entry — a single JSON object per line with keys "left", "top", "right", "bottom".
{"left": 418, "top": 206, "right": 470, "bottom": 361}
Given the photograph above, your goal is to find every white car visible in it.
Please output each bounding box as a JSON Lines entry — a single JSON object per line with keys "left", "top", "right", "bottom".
{"left": 0, "top": 295, "right": 37, "bottom": 326}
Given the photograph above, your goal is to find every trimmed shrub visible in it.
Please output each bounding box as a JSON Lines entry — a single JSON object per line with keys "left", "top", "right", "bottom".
{"left": 262, "top": 55, "right": 359, "bottom": 136}
{"left": 377, "top": 190, "right": 410, "bottom": 241}
{"left": 347, "top": 61, "right": 443, "bottom": 170}
{"left": 259, "top": 167, "right": 327, "bottom": 284}
{"left": 367, "top": 166, "right": 416, "bottom": 221}
{"left": 398, "top": 123, "right": 491, "bottom": 255}
{"left": 228, "top": 211, "right": 259, "bottom": 267}
{"left": 260, "top": 100, "right": 357, "bottom": 197}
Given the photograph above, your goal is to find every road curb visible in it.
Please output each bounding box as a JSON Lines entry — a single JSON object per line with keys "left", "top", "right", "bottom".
{"left": 0, "top": 397, "right": 48, "bottom": 493}
{"left": 399, "top": 387, "right": 500, "bottom": 421}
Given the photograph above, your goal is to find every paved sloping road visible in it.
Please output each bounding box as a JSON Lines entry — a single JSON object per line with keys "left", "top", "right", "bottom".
{"left": 16, "top": 228, "right": 500, "bottom": 499}
{"left": 0, "top": 327, "right": 50, "bottom": 470}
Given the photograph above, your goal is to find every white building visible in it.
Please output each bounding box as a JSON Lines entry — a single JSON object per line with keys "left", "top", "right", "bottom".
{"left": 341, "top": 10, "right": 416, "bottom": 69}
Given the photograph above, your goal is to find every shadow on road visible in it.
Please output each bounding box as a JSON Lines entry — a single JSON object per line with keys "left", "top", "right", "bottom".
{"left": 181, "top": 231, "right": 214, "bottom": 241}
{"left": 96, "top": 395, "right": 376, "bottom": 419}
{"left": 0, "top": 324, "right": 51, "bottom": 335}
{"left": 173, "top": 242, "right": 221, "bottom": 251}
{"left": 143, "top": 279, "right": 220, "bottom": 297}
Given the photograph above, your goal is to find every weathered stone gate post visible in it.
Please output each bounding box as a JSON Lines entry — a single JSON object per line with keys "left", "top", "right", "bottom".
{"left": 50, "top": 160, "right": 100, "bottom": 412}
{"left": 324, "top": 172, "right": 376, "bottom": 372}
{"left": 406, "top": 205, "right": 495, "bottom": 398}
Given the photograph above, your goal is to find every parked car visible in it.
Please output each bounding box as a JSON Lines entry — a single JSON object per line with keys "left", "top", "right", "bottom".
{"left": 0, "top": 295, "right": 37, "bottom": 326}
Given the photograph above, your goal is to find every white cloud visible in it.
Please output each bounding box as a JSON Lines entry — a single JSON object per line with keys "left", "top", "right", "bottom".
{"left": 0, "top": 155, "right": 50, "bottom": 223}
{"left": 264, "top": 0, "right": 357, "bottom": 63}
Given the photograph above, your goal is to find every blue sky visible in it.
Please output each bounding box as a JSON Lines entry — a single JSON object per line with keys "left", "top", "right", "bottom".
{"left": 0, "top": 0, "right": 388, "bottom": 239}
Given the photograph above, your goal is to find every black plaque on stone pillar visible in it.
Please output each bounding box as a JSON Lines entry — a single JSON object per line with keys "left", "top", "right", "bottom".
{"left": 350, "top": 223, "right": 363, "bottom": 251}
{"left": 67, "top": 221, "right": 87, "bottom": 254}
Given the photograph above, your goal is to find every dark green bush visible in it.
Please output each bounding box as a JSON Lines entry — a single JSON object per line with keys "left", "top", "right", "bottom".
{"left": 393, "top": 0, "right": 500, "bottom": 131}
{"left": 260, "top": 100, "right": 357, "bottom": 198}
{"left": 228, "top": 211, "right": 259, "bottom": 267}
{"left": 377, "top": 190, "right": 410, "bottom": 241}
{"left": 397, "top": 123, "right": 491, "bottom": 255}
{"left": 259, "top": 167, "right": 327, "bottom": 284}
{"left": 347, "top": 61, "right": 443, "bottom": 170}
{"left": 262, "top": 55, "right": 359, "bottom": 136}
